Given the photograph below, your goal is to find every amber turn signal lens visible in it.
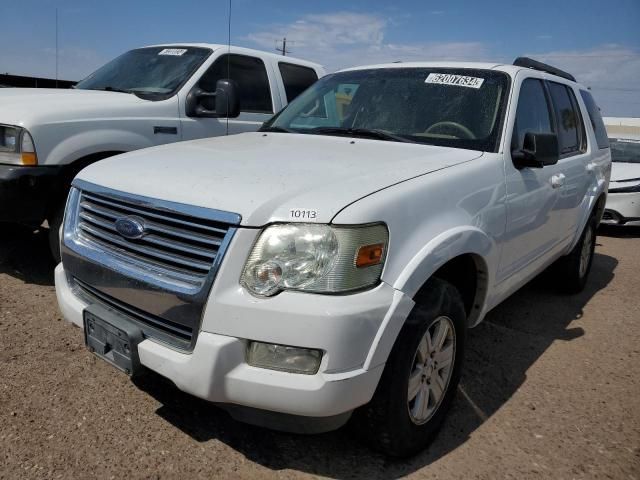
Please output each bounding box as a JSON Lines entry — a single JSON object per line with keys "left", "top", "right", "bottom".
{"left": 355, "top": 243, "right": 385, "bottom": 268}
{"left": 21, "top": 153, "right": 38, "bottom": 166}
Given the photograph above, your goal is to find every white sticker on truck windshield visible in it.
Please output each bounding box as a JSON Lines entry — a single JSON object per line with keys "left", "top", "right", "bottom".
{"left": 425, "top": 73, "right": 484, "bottom": 89}
{"left": 289, "top": 209, "right": 318, "bottom": 221}
{"left": 159, "top": 48, "right": 188, "bottom": 56}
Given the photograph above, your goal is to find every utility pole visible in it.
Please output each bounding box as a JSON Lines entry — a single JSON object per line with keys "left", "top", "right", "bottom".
{"left": 276, "top": 37, "right": 291, "bottom": 56}
{"left": 55, "top": 7, "right": 59, "bottom": 87}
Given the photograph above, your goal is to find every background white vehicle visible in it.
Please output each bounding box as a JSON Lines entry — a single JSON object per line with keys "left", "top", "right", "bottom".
{"left": 56, "top": 58, "right": 610, "bottom": 456}
{"left": 0, "top": 43, "right": 324, "bottom": 260}
{"left": 601, "top": 118, "right": 640, "bottom": 225}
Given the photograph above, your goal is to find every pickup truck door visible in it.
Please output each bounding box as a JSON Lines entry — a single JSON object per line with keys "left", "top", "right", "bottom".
{"left": 498, "top": 77, "right": 567, "bottom": 283}
{"left": 179, "top": 53, "right": 282, "bottom": 140}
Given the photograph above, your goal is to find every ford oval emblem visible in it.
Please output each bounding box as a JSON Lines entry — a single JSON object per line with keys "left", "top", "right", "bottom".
{"left": 114, "top": 216, "right": 146, "bottom": 240}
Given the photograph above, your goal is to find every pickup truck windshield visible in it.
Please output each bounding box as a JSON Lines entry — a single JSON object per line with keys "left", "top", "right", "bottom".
{"left": 76, "top": 47, "right": 211, "bottom": 98}
{"left": 265, "top": 68, "right": 510, "bottom": 152}
{"left": 609, "top": 138, "right": 640, "bottom": 163}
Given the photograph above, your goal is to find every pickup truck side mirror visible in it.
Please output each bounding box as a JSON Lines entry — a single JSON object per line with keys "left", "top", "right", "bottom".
{"left": 512, "top": 132, "right": 559, "bottom": 169}
{"left": 186, "top": 79, "right": 240, "bottom": 119}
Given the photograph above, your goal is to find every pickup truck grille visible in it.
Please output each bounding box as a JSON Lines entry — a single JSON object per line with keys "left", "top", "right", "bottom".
{"left": 76, "top": 190, "right": 230, "bottom": 284}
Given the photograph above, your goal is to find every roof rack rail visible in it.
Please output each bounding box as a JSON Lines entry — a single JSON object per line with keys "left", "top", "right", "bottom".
{"left": 513, "top": 57, "right": 576, "bottom": 82}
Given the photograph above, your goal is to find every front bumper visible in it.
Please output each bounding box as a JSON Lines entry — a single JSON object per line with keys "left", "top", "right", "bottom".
{"left": 602, "top": 191, "right": 640, "bottom": 226}
{"left": 0, "top": 164, "right": 63, "bottom": 224}
{"left": 55, "top": 263, "right": 413, "bottom": 420}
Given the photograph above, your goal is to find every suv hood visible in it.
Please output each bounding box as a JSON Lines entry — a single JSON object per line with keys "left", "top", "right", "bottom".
{"left": 76, "top": 132, "right": 481, "bottom": 226}
{"left": 0, "top": 88, "right": 153, "bottom": 127}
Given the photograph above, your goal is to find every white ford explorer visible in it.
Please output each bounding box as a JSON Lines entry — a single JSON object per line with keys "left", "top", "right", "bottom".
{"left": 0, "top": 43, "right": 323, "bottom": 260}
{"left": 55, "top": 57, "right": 611, "bottom": 456}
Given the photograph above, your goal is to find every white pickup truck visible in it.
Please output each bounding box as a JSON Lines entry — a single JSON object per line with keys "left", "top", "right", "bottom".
{"left": 0, "top": 44, "right": 324, "bottom": 260}
{"left": 55, "top": 58, "right": 610, "bottom": 456}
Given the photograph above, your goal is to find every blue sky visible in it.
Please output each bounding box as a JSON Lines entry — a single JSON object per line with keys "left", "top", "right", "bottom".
{"left": 1, "top": 0, "right": 639, "bottom": 115}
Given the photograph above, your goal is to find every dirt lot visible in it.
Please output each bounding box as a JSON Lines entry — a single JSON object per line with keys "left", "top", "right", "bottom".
{"left": 1, "top": 224, "right": 639, "bottom": 479}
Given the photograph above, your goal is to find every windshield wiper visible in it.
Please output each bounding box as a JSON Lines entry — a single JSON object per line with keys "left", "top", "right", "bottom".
{"left": 259, "top": 125, "right": 297, "bottom": 134}
{"left": 309, "top": 127, "right": 415, "bottom": 143}
{"left": 89, "top": 86, "right": 135, "bottom": 94}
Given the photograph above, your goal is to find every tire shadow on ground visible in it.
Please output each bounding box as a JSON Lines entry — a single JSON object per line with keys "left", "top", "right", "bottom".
{"left": 133, "top": 251, "right": 618, "bottom": 479}
{"left": 598, "top": 224, "right": 640, "bottom": 238}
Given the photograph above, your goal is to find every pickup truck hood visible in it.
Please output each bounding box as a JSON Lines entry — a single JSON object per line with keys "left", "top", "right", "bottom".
{"left": 0, "top": 88, "right": 152, "bottom": 127}
{"left": 610, "top": 162, "right": 640, "bottom": 182}
{"left": 76, "top": 132, "right": 481, "bottom": 226}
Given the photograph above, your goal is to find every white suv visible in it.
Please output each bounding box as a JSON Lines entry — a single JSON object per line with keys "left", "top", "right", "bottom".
{"left": 55, "top": 57, "right": 611, "bottom": 456}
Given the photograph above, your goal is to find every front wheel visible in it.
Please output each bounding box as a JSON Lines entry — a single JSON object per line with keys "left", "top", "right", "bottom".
{"left": 351, "top": 278, "right": 466, "bottom": 457}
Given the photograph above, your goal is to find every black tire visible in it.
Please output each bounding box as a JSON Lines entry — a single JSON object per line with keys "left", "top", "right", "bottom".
{"left": 48, "top": 203, "right": 65, "bottom": 264}
{"left": 351, "top": 278, "right": 466, "bottom": 457}
{"left": 553, "top": 215, "right": 597, "bottom": 294}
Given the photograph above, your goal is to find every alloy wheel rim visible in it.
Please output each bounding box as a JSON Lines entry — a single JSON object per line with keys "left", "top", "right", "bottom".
{"left": 407, "top": 315, "right": 456, "bottom": 425}
{"left": 579, "top": 224, "right": 594, "bottom": 278}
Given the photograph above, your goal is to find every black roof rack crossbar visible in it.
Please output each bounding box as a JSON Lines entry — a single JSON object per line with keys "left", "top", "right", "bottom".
{"left": 513, "top": 57, "right": 576, "bottom": 82}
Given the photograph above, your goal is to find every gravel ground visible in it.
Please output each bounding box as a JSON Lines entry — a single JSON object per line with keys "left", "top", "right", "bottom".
{"left": 1, "top": 224, "right": 639, "bottom": 479}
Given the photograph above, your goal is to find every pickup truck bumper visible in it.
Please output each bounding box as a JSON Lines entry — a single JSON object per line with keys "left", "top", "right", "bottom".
{"left": 0, "top": 164, "right": 62, "bottom": 225}
{"left": 55, "top": 263, "right": 413, "bottom": 432}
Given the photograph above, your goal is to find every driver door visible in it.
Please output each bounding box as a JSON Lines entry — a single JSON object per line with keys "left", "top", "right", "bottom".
{"left": 498, "top": 77, "right": 566, "bottom": 284}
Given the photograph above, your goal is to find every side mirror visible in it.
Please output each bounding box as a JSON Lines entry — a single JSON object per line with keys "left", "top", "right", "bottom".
{"left": 185, "top": 79, "right": 240, "bottom": 118}
{"left": 214, "top": 79, "right": 240, "bottom": 118}
{"left": 512, "top": 132, "right": 559, "bottom": 169}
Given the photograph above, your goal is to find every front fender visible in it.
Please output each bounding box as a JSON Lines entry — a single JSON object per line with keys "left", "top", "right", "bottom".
{"left": 392, "top": 226, "right": 495, "bottom": 300}
{"left": 44, "top": 129, "right": 154, "bottom": 166}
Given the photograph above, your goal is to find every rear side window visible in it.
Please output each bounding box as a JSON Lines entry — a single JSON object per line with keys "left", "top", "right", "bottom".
{"left": 580, "top": 90, "right": 609, "bottom": 149}
{"left": 278, "top": 63, "right": 318, "bottom": 103}
{"left": 512, "top": 78, "right": 554, "bottom": 150}
{"left": 199, "top": 54, "right": 273, "bottom": 113}
{"left": 548, "top": 82, "right": 584, "bottom": 155}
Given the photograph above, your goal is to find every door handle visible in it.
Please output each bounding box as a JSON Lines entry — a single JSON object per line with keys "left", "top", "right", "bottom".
{"left": 586, "top": 162, "right": 597, "bottom": 173}
{"left": 551, "top": 173, "right": 565, "bottom": 189}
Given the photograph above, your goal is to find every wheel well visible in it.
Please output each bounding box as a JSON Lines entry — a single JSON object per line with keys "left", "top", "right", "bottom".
{"left": 414, "top": 254, "right": 488, "bottom": 326}
{"left": 48, "top": 151, "right": 125, "bottom": 216}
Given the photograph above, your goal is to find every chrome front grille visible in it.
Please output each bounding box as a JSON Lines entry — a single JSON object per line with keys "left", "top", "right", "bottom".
{"left": 73, "top": 277, "right": 194, "bottom": 348}
{"left": 62, "top": 180, "right": 241, "bottom": 351}
{"left": 75, "top": 190, "right": 232, "bottom": 284}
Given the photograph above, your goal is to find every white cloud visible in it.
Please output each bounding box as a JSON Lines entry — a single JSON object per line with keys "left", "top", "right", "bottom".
{"left": 524, "top": 45, "right": 640, "bottom": 116}
{"left": 243, "top": 12, "right": 488, "bottom": 71}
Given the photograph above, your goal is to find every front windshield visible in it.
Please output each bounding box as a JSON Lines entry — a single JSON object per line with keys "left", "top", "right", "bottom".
{"left": 76, "top": 46, "right": 211, "bottom": 98}
{"left": 609, "top": 138, "right": 640, "bottom": 163}
{"left": 265, "top": 67, "right": 510, "bottom": 151}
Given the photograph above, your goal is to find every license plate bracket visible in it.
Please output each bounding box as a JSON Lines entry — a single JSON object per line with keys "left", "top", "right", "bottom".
{"left": 83, "top": 304, "right": 144, "bottom": 376}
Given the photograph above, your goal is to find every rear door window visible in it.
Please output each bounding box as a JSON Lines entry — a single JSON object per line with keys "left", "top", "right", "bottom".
{"left": 278, "top": 63, "right": 318, "bottom": 103}
{"left": 580, "top": 90, "right": 609, "bottom": 149}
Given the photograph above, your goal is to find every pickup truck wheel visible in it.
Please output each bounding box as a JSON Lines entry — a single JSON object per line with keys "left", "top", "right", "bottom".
{"left": 48, "top": 203, "right": 64, "bottom": 264}
{"left": 555, "top": 215, "right": 597, "bottom": 294}
{"left": 351, "top": 278, "right": 466, "bottom": 457}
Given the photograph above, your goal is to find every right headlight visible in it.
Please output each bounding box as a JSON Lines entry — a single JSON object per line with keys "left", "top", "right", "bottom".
{"left": 0, "top": 124, "right": 37, "bottom": 165}
{"left": 241, "top": 223, "right": 388, "bottom": 296}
